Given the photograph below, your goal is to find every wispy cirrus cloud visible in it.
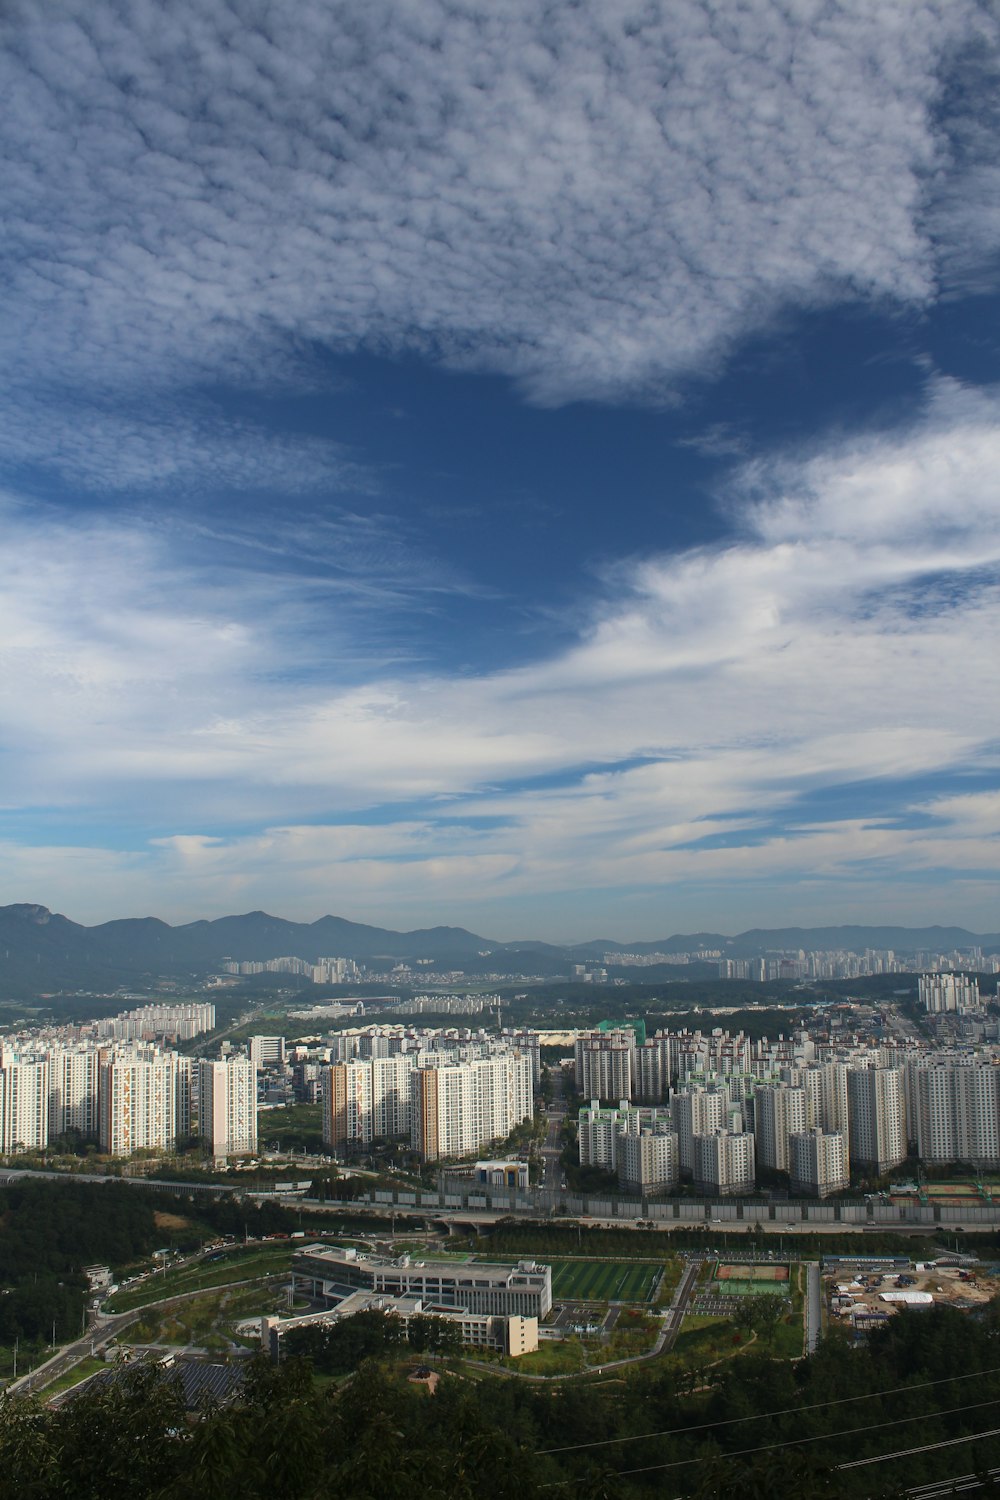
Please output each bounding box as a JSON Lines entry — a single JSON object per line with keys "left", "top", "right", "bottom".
{"left": 1, "top": 380, "right": 998, "bottom": 930}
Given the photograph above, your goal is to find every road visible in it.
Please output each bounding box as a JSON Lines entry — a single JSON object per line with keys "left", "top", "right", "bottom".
{"left": 537, "top": 1071, "right": 568, "bottom": 1196}
{"left": 657, "top": 1258, "right": 702, "bottom": 1354}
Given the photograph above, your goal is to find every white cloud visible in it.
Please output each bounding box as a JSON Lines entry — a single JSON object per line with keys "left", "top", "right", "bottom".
{"left": 0, "top": 382, "right": 998, "bottom": 927}
{"left": 1, "top": 0, "right": 995, "bottom": 414}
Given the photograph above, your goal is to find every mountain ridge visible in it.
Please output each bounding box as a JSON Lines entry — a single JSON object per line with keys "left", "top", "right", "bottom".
{"left": 0, "top": 903, "right": 996, "bottom": 994}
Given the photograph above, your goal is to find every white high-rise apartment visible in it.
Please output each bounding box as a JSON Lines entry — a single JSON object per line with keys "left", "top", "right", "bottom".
{"left": 616, "top": 1118, "right": 679, "bottom": 1193}
{"left": 98, "top": 1049, "right": 184, "bottom": 1156}
{"left": 692, "top": 1129, "right": 755, "bottom": 1196}
{"left": 636, "top": 1041, "right": 667, "bottom": 1103}
{"left": 0, "top": 1056, "right": 49, "bottom": 1153}
{"left": 575, "top": 1032, "right": 634, "bottom": 1103}
{"left": 46, "top": 1045, "right": 100, "bottom": 1138}
{"left": 754, "top": 1083, "right": 807, "bottom": 1173}
{"left": 321, "top": 1054, "right": 417, "bottom": 1148}
{"left": 911, "top": 1061, "right": 1000, "bottom": 1167}
{"left": 919, "top": 974, "right": 981, "bottom": 1014}
{"left": 672, "top": 1084, "right": 729, "bottom": 1173}
{"left": 199, "top": 1056, "right": 257, "bottom": 1158}
{"left": 411, "top": 1051, "right": 533, "bottom": 1161}
{"left": 250, "top": 1036, "right": 287, "bottom": 1070}
{"left": 789, "top": 1128, "right": 849, "bottom": 1198}
{"left": 847, "top": 1065, "right": 906, "bottom": 1174}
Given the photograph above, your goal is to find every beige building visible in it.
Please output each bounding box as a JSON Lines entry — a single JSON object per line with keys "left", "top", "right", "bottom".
{"left": 199, "top": 1056, "right": 257, "bottom": 1158}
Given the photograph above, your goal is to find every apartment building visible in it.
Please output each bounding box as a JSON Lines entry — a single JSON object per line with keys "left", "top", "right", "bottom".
{"left": 0, "top": 1056, "right": 50, "bottom": 1153}
{"left": 410, "top": 1050, "right": 533, "bottom": 1160}
{"left": 199, "top": 1056, "right": 257, "bottom": 1158}
{"left": 789, "top": 1127, "right": 849, "bottom": 1198}
{"left": 575, "top": 1031, "right": 634, "bottom": 1103}
{"left": 250, "top": 1036, "right": 287, "bottom": 1071}
{"left": 320, "top": 1054, "right": 418, "bottom": 1149}
{"left": 617, "top": 1120, "right": 680, "bottom": 1194}
{"left": 910, "top": 1060, "right": 1000, "bottom": 1167}
{"left": 672, "top": 1084, "right": 730, "bottom": 1174}
{"left": 754, "top": 1083, "right": 807, "bottom": 1173}
{"left": 692, "top": 1129, "right": 756, "bottom": 1196}
{"left": 577, "top": 1099, "right": 674, "bottom": 1170}
{"left": 98, "top": 1048, "right": 189, "bottom": 1155}
{"left": 46, "top": 1045, "right": 100, "bottom": 1138}
{"left": 847, "top": 1064, "right": 906, "bottom": 1174}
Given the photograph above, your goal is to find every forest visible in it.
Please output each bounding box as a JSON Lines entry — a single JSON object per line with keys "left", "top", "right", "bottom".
{"left": 283, "top": 1308, "right": 463, "bottom": 1371}
{"left": 0, "top": 1179, "right": 296, "bottom": 1347}
{"left": 2, "top": 1301, "right": 1000, "bottom": 1497}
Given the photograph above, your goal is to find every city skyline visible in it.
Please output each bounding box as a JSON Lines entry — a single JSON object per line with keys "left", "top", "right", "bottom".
{"left": 2, "top": 2, "right": 999, "bottom": 937}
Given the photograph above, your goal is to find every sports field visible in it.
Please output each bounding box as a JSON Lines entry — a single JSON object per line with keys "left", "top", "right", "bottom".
{"left": 548, "top": 1258, "right": 661, "bottom": 1303}
{"left": 716, "top": 1263, "right": 788, "bottom": 1282}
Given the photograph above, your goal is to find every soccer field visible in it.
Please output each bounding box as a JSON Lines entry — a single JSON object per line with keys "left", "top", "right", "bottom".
{"left": 548, "top": 1258, "right": 661, "bottom": 1303}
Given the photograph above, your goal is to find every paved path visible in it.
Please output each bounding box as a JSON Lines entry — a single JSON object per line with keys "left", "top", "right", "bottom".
{"left": 658, "top": 1258, "right": 701, "bottom": 1355}
{"left": 804, "top": 1261, "right": 822, "bottom": 1355}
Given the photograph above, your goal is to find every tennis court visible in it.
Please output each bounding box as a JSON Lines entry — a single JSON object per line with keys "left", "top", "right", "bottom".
{"left": 716, "top": 1263, "right": 789, "bottom": 1282}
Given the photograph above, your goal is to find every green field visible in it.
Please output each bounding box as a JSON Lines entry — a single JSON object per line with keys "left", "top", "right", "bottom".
{"left": 548, "top": 1259, "right": 661, "bottom": 1303}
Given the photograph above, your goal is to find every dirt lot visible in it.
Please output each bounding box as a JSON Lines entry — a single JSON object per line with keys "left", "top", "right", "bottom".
{"left": 826, "top": 1262, "right": 998, "bottom": 1325}
{"left": 153, "top": 1210, "right": 192, "bottom": 1231}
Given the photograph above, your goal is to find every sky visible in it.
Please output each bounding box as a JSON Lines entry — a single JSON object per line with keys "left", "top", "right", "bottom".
{"left": 1, "top": 0, "right": 1000, "bottom": 941}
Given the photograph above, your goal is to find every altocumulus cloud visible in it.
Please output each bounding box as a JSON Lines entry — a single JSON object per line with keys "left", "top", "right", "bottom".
{"left": 2, "top": 0, "right": 996, "bottom": 422}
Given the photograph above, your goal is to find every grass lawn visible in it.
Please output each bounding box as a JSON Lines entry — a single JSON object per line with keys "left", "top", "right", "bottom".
{"left": 668, "top": 1314, "right": 737, "bottom": 1368}
{"left": 495, "top": 1338, "right": 588, "bottom": 1375}
{"left": 548, "top": 1258, "right": 662, "bottom": 1303}
{"left": 654, "top": 1260, "right": 683, "bottom": 1304}
{"left": 120, "top": 1283, "right": 286, "bottom": 1350}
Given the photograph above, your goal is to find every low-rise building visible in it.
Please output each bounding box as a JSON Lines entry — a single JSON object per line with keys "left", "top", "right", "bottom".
{"left": 292, "top": 1245, "right": 552, "bottom": 1320}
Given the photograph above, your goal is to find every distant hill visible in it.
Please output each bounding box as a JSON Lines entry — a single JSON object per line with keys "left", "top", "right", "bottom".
{"left": 0, "top": 903, "right": 996, "bottom": 996}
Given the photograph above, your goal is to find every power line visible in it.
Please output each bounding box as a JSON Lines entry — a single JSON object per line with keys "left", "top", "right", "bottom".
{"left": 839, "top": 1427, "right": 1000, "bottom": 1472}
{"left": 612, "top": 1396, "right": 1000, "bottom": 1479}
{"left": 536, "top": 1363, "right": 1000, "bottom": 1456}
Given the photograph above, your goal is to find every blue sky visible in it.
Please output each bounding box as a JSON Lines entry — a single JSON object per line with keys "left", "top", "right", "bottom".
{"left": 1, "top": 0, "right": 999, "bottom": 939}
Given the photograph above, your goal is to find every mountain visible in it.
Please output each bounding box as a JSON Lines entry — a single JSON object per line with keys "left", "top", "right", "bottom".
{"left": 0, "top": 904, "right": 494, "bottom": 993}
{"left": 0, "top": 904, "right": 997, "bottom": 996}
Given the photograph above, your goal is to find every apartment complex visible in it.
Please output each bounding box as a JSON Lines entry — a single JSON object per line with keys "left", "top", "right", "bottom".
{"left": 96, "top": 1002, "right": 216, "bottom": 1041}
{"left": 0, "top": 1056, "right": 50, "bottom": 1154}
{"left": 410, "top": 1050, "right": 533, "bottom": 1160}
{"left": 919, "top": 973, "right": 981, "bottom": 1015}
